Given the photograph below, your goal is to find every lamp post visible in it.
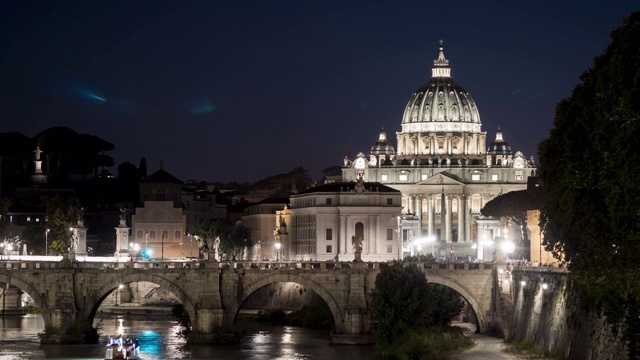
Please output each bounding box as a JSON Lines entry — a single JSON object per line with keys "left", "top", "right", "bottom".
{"left": 189, "top": 234, "right": 193, "bottom": 258}
{"left": 275, "top": 242, "right": 281, "bottom": 261}
{"left": 45, "top": 229, "right": 50, "bottom": 256}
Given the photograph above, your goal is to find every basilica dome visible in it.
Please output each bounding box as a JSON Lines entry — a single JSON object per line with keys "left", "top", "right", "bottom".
{"left": 370, "top": 129, "right": 395, "bottom": 156}
{"left": 394, "top": 42, "right": 486, "bottom": 160}
{"left": 401, "top": 42, "right": 481, "bottom": 130}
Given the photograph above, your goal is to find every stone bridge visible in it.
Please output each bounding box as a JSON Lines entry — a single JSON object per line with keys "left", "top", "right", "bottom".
{"left": 0, "top": 258, "right": 499, "bottom": 344}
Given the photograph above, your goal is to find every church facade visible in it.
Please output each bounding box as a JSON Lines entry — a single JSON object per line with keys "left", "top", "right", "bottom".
{"left": 342, "top": 42, "right": 536, "bottom": 260}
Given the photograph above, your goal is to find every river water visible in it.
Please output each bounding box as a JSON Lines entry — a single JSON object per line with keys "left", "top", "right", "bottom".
{"left": 0, "top": 314, "right": 379, "bottom": 360}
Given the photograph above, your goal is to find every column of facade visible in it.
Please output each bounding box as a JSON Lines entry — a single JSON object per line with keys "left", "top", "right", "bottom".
{"left": 407, "top": 195, "right": 415, "bottom": 215}
{"left": 339, "top": 215, "right": 346, "bottom": 256}
{"left": 445, "top": 195, "right": 452, "bottom": 243}
{"left": 427, "top": 195, "right": 434, "bottom": 237}
{"left": 459, "top": 194, "right": 466, "bottom": 242}
{"left": 368, "top": 215, "right": 378, "bottom": 255}
{"left": 430, "top": 134, "right": 436, "bottom": 155}
{"left": 466, "top": 196, "right": 473, "bottom": 243}
{"left": 416, "top": 195, "right": 423, "bottom": 236}
{"left": 447, "top": 133, "right": 453, "bottom": 154}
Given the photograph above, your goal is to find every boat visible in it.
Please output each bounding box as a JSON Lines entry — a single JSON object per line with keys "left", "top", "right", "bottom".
{"left": 104, "top": 335, "right": 140, "bottom": 360}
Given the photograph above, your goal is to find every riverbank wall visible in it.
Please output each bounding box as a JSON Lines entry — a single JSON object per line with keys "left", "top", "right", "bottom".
{"left": 510, "top": 268, "right": 627, "bottom": 359}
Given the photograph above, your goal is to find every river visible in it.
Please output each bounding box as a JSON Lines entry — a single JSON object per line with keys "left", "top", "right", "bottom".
{"left": 0, "top": 314, "right": 379, "bottom": 360}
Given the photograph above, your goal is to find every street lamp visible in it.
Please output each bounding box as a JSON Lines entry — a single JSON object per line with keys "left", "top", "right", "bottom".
{"left": 45, "top": 229, "right": 50, "bottom": 256}
{"left": 275, "top": 242, "right": 281, "bottom": 261}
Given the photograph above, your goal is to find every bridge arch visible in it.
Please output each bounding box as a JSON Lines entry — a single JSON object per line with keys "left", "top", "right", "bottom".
{"left": 425, "top": 274, "right": 487, "bottom": 331}
{"left": 0, "top": 272, "right": 52, "bottom": 325}
{"left": 229, "top": 273, "right": 345, "bottom": 331}
{"left": 89, "top": 272, "right": 198, "bottom": 330}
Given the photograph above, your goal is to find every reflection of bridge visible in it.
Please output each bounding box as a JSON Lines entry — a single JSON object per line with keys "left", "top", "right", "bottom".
{"left": 0, "top": 258, "right": 499, "bottom": 344}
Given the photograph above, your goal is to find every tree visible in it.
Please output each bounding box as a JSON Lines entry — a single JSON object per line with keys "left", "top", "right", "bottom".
{"left": 41, "top": 194, "right": 81, "bottom": 254}
{"left": 0, "top": 197, "right": 12, "bottom": 239}
{"left": 138, "top": 157, "right": 147, "bottom": 179}
{"left": 538, "top": 12, "right": 640, "bottom": 358}
{"left": 21, "top": 223, "right": 47, "bottom": 255}
{"left": 427, "top": 284, "right": 465, "bottom": 327}
{"left": 218, "top": 222, "right": 252, "bottom": 260}
{"left": 370, "top": 263, "right": 434, "bottom": 345}
{"left": 192, "top": 218, "right": 221, "bottom": 259}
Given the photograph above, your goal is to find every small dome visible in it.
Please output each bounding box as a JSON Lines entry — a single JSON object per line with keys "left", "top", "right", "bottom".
{"left": 487, "top": 128, "right": 512, "bottom": 155}
{"left": 370, "top": 129, "right": 395, "bottom": 155}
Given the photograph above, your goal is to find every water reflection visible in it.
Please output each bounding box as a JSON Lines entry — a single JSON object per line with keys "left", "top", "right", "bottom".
{"left": 0, "top": 315, "right": 379, "bottom": 359}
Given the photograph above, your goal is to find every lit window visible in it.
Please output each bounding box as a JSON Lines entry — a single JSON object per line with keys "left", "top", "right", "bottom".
{"left": 27, "top": 216, "right": 31, "bottom": 222}
{"left": 472, "top": 199, "right": 480, "bottom": 213}
{"left": 421, "top": 174, "right": 428, "bottom": 180}
{"left": 36, "top": 218, "right": 40, "bottom": 223}
{"left": 326, "top": 245, "right": 333, "bottom": 253}
{"left": 492, "top": 174, "right": 498, "bottom": 181}
{"left": 472, "top": 174, "right": 480, "bottom": 181}
{"left": 381, "top": 174, "right": 388, "bottom": 181}
{"left": 387, "top": 229, "right": 393, "bottom": 240}
{"left": 399, "top": 174, "right": 408, "bottom": 181}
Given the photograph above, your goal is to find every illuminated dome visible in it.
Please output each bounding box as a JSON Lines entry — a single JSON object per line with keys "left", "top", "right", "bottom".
{"left": 370, "top": 128, "right": 395, "bottom": 155}
{"left": 395, "top": 41, "right": 486, "bottom": 160}
{"left": 487, "top": 127, "right": 512, "bottom": 155}
{"left": 401, "top": 41, "right": 481, "bottom": 130}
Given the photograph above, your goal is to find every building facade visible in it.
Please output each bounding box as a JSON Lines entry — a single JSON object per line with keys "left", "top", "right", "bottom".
{"left": 342, "top": 42, "right": 536, "bottom": 259}
{"left": 272, "top": 180, "right": 402, "bottom": 262}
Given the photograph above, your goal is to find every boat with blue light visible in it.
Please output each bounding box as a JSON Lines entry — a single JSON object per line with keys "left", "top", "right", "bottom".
{"left": 104, "top": 335, "right": 140, "bottom": 359}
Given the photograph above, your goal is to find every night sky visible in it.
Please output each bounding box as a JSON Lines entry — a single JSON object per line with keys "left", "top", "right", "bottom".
{"left": 1, "top": 1, "right": 637, "bottom": 184}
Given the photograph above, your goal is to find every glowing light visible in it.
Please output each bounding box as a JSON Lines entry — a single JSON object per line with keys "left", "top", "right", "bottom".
{"left": 520, "top": 281, "right": 526, "bottom": 287}
{"left": 503, "top": 280, "right": 509, "bottom": 285}
{"left": 76, "top": 88, "right": 107, "bottom": 102}
{"left": 542, "top": 283, "right": 548, "bottom": 290}
{"left": 501, "top": 241, "right": 515, "bottom": 254}
{"left": 188, "top": 97, "right": 215, "bottom": 115}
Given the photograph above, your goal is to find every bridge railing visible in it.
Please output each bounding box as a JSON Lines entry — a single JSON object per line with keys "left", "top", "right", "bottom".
{"left": 2, "top": 258, "right": 498, "bottom": 272}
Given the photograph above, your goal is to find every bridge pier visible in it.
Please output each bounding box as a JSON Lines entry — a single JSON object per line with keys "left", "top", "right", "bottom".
{"left": 331, "top": 263, "right": 373, "bottom": 344}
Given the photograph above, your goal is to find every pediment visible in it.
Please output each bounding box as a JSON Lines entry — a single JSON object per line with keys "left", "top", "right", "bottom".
{"left": 417, "top": 173, "right": 464, "bottom": 186}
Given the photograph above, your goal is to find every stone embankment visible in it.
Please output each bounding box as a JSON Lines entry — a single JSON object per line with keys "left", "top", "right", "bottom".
{"left": 510, "top": 267, "right": 627, "bottom": 359}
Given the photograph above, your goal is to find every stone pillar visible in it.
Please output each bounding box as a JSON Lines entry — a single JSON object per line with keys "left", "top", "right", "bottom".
{"left": 427, "top": 195, "right": 434, "bottom": 237}
{"left": 416, "top": 195, "right": 423, "bottom": 236}
{"left": 340, "top": 215, "right": 347, "bottom": 257}
{"left": 332, "top": 268, "right": 372, "bottom": 345}
{"left": 72, "top": 220, "right": 88, "bottom": 256}
{"left": 466, "top": 197, "right": 473, "bottom": 244}
{"left": 459, "top": 194, "right": 466, "bottom": 243}
{"left": 115, "top": 219, "right": 130, "bottom": 258}
{"left": 445, "top": 195, "right": 452, "bottom": 243}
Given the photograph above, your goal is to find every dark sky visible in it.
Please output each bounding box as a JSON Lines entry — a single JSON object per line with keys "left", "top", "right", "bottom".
{"left": 1, "top": 1, "right": 637, "bottom": 184}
